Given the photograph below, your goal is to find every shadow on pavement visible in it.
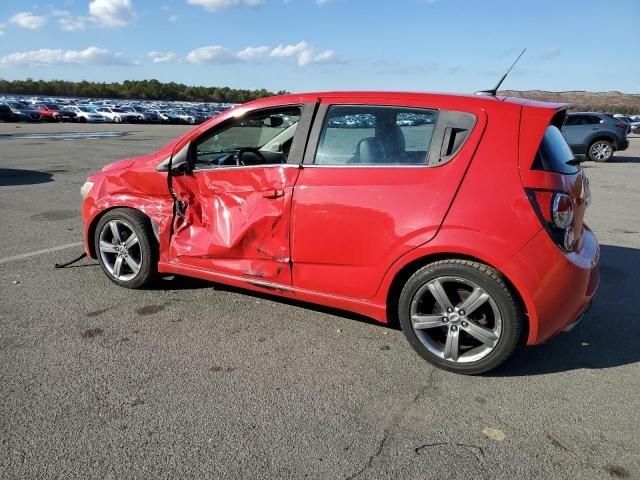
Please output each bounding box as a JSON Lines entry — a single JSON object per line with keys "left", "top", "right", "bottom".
{"left": 609, "top": 155, "right": 640, "bottom": 164}
{"left": 492, "top": 244, "right": 640, "bottom": 376}
{"left": 0, "top": 168, "right": 53, "bottom": 186}
{"left": 151, "top": 243, "right": 640, "bottom": 373}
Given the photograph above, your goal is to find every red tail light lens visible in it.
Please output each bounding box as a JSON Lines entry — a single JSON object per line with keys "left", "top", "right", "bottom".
{"left": 527, "top": 189, "right": 576, "bottom": 251}
{"left": 615, "top": 123, "right": 627, "bottom": 129}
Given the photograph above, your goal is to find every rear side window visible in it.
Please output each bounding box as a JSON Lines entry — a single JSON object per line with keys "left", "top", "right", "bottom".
{"left": 532, "top": 125, "right": 579, "bottom": 174}
{"left": 314, "top": 105, "right": 438, "bottom": 165}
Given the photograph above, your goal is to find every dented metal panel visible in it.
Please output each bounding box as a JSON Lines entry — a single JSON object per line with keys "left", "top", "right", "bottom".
{"left": 169, "top": 165, "right": 300, "bottom": 284}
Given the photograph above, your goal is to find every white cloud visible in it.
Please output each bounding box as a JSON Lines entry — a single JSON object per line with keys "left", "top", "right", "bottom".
{"left": 270, "top": 41, "right": 336, "bottom": 66}
{"left": 0, "top": 23, "right": 5, "bottom": 36}
{"left": 0, "top": 47, "right": 132, "bottom": 66}
{"left": 186, "top": 0, "right": 265, "bottom": 12}
{"left": 148, "top": 51, "right": 179, "bottom": 63}
{"left": 9, "top": 12, "right": 47, "bottom": 30}
{"left": 185, "top": 45, "right": 237, "bottom": 64}
{"left": 89, "top": 0, "right": 135, "bottom": 28}
{"left": 168, "top": 14, "right": 178, "bottom": 22}
{"left": 52, "top": 10, "right": 88, "bottom": 31}
{"left": 315, "top": 0, "right": 330, "bottom": 4}
{"left": 155, "top": 41, "right": 341, "bottom": 66}
{"left": 236, "top": 46, "right": 270, "bottom": 60}
{"left": 537, "top": 47, "right": 562, "bottom": 61}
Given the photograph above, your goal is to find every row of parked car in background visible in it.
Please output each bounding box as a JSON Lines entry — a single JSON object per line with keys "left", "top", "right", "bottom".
{"left": 0, "top": 95, "right": 637, "bottom": 163}
{"left": 0, "top": 96, "right": 235, "bottom": 125}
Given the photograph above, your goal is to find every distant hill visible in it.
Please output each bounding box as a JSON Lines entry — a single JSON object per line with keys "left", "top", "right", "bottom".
{"left": 498, "top": 90, "right": 640, "bottom": 114}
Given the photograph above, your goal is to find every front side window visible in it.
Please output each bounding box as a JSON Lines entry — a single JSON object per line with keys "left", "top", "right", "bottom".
{"left": 314, "top": 105, "right": 438, "bottom": 165}
{"left": 194, "top": 107, "right": 301, "bottom": 167}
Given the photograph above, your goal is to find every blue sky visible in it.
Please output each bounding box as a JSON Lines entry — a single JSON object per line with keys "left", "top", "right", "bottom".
{"left": 0, "top": 0, "right": 638, "bottom": 94}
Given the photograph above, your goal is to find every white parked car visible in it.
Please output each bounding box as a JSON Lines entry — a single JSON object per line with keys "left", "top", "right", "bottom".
{"left": 95, "top": 107, "right": 139, "bottom": 123}
{"left": 64, "top": 106, "right": 106, "bottom": 123}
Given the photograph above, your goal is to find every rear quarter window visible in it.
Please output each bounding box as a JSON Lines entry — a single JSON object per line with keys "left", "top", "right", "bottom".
{"left": 532, "top": 125, "right": 579, "bottom": 174}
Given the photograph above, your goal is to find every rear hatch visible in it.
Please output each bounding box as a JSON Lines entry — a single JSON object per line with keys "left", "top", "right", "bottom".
{"left": 519, "top": 107, "right": 590, "bottom": 253}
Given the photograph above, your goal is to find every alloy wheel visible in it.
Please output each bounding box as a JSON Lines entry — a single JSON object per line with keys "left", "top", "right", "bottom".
{"left": 590, "top": 142, "right": 612, "bottom": 161}
{"left": 98, "top": 220, "right": 142, "bottom": 281}
{"left": 409, "top": 276, "right": 502, "bottom": 363}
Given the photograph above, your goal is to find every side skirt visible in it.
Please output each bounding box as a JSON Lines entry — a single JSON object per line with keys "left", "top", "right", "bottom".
{"left": 158, "top": 261, "right": 388, "bottom": 323}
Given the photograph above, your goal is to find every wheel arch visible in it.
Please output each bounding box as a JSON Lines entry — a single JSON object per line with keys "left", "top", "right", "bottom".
{"left": 587, "top": 134, "right": 616, "bottom": 149}
{"left": 384, "top": 251, "right": 529, "bottom": 344}
{"left": 87, "top": 206, "right": 158, "bottom": 258}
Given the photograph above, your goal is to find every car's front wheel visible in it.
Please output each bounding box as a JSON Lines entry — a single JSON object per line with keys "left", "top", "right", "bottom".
{"left": 94, "top": 208, "right": 158, "bottom": 289}
{"left": 588, "top": 140, "right": 614, "bottom": 162}
{"left": 398, "top": 259, "right": 523, "bottom": 375}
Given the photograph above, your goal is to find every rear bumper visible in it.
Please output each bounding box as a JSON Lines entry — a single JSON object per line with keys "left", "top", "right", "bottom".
{"left": 616, "top": 137, "right": 629, "bottom": 152}
{"left": 503, "top": 226, "right": 600, "bottom": 345}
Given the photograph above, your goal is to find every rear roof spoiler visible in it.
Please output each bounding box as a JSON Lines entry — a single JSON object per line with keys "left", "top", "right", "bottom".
{"left": 518, "top": 102, "right": 570, "bottom": 170}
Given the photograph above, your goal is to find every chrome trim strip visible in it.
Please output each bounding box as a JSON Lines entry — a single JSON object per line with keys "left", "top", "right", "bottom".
{"left": 192, "top": 163, "right": 301, "bottom": 173}
{"left": 301, "top": 164, "right": 430, "bottom": 169}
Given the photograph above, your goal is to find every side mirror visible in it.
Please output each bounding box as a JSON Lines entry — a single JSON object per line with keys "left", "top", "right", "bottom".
{"left": 156, "top": 142, "right": 192, "bottom": 173}
{"left": 263, "top": 116, "right": 284, "bottom": 128}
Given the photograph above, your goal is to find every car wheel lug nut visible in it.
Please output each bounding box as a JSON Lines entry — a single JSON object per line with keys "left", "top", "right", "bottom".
{"left": 459, "top": 310, "right": 465, "bottom": 316}
{"left": 447, "top": 307, "right": 454, "bottom": 313}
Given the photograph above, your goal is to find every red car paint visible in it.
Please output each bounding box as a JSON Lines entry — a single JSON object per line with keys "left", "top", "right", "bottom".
{"left": 82, "top": 92, "right": 599, "bottom": 345}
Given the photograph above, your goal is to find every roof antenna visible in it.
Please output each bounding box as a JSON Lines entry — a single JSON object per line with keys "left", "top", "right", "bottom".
{"left": 475, "top": 48, "right": 526, "bottom": 96}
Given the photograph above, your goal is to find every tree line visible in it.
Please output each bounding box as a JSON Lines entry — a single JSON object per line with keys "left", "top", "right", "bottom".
{"left": 0, "top": 79, "right": 286, "bottom": 103}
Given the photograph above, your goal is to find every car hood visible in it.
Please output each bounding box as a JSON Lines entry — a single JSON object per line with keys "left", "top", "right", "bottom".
{"left": 100, "top": 139, "right": 179, "bottom": 173}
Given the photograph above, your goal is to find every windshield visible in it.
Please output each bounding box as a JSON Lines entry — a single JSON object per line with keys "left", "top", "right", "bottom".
{"left": 197, "top": 110, "right": 300, "bottom": 155}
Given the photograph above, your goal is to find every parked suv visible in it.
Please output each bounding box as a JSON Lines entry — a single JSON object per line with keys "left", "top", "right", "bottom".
{"left": 562, "top": 112, "right": 628, "bottom": 162}
{"left": 81, "top": 92, "right": 600, "bottom": 374}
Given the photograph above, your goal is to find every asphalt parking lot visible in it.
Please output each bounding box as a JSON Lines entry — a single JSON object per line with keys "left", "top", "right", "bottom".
{"left": 1, "top": 123, "right": 639, "bottom": 480}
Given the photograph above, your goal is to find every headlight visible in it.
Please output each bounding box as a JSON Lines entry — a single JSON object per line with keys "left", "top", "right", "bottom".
{"left": 80, "top": 181, "right": 94, "bottom": 200}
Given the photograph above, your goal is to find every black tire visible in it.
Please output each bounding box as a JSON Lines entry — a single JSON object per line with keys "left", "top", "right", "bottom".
{"left": 587, "top": 139, "right": 614, "bottom": 162}
{"left": 94, "top": 208, "right": 158, "bottom": 289}
{"left": 398, "top": 259, "right": 523, "bottom": 375}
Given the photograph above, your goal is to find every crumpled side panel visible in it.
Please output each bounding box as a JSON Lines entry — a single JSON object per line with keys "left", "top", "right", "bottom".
{"left": 169, "top": 166, "right": 299, "bottom": 284}
{"left": 85, "top": 167, "right": 174, "bottom": 260}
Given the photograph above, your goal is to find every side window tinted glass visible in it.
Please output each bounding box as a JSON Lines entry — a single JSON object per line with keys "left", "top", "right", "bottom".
{"left": 532, "top": 125, "right": 579, "bottom": 174}
{"left": 195, "top": 107, "right": 301, "bottom": 167}
{"left": 314, "top": 105, "right": 438, "bottom": 165}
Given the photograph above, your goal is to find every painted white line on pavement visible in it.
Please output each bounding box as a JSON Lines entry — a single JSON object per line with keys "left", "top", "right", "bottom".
{"left": 0, "top": 242, "right": 84, "bottom": 265}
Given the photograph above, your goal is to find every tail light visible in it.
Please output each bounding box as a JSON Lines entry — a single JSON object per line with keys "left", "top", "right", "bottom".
{"left": 527, "top": 189, "right": 576, "bottom": 251}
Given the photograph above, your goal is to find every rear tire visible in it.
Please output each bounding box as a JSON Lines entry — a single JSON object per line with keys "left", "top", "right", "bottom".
{"left": 587, "top": 140, "right": 614, "bottom": 162}
{"left": 398, "top": 259, "right": 523, "bottom": 375}
{"left": 94, "top": 208, "right": 158, "bottom": 289}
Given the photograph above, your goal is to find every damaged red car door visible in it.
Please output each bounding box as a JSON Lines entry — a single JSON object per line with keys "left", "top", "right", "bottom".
{"left": 167, "top": 104, "right": 313, "bottom": 285}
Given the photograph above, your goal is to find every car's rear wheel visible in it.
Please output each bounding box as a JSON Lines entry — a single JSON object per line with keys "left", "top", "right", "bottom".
{"left": 398, "top": 259, "right": 523, "bottom": 375}
{"left": 94, "top": 208, "right": 158, "bottom": 289}
{"left": 588, "top": 140, "right": 614, "bottom": 162}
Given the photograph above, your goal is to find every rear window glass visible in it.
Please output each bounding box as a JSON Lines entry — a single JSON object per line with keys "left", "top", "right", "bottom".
{"left": 532, "top": 125, "right": 579, "bottom": 174}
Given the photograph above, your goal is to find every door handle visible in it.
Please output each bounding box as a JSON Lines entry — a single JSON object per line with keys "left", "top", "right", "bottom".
{"left": 263, "top": 189, "right": 285, "bottom": 199}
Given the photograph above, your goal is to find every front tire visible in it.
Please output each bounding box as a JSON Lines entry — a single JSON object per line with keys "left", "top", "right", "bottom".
{"left": 588, "top": 140, "right": 614, "bottom": 162}
{"left": 398, "top": 259, "right": 523, "bottom": 375}
{"left": 94, "top": 208, "right": 158, "bottom": 289}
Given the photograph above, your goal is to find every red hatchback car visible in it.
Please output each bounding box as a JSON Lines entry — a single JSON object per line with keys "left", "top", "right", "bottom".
{"left": 81, "top": 92, "right": 600, "bottom": 374}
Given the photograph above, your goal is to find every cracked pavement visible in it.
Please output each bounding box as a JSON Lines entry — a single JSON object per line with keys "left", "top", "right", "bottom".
{"left": 1, "top": 124, "right": 639, "bottom": 479}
